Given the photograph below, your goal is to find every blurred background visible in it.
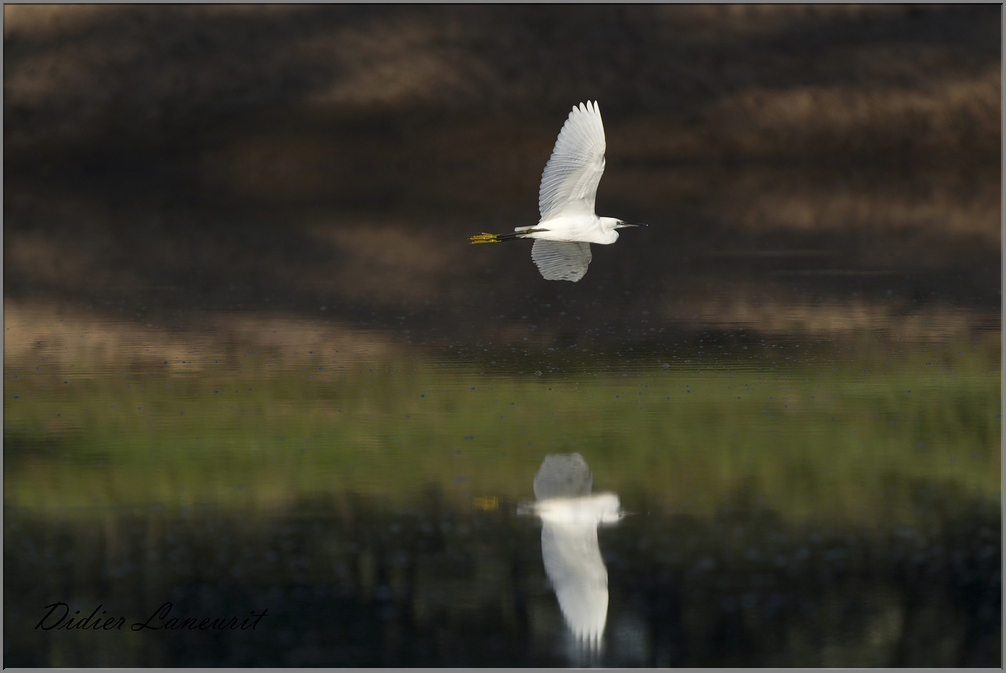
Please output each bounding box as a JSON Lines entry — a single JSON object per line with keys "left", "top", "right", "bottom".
{"left": 4, "top": 4, "right": 1001, "bottom": 667}
{"left": 4, "top": 4, "right": 1001, "bottom": 342}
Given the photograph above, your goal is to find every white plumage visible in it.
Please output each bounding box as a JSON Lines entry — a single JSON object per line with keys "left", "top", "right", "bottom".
{"left": 538, "top": 494, "right": 621, "bottom": 645}
{"left": 521, "top": 453, "right": 625, "bottom": 649}
{"left": 470, "top": 101, "right": 645, "bottom": 282}
{"left": 537, "top": 100, "right": 608, "bottom": 223}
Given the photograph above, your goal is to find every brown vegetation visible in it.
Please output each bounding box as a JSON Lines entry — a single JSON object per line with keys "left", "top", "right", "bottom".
{"left": 5, "top": 5, "right": 998, "bottom": 168}
{"left": 3, "top": 5, "right": 1000, "bottom": 344}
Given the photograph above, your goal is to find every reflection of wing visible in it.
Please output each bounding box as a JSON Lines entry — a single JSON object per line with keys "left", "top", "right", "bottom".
{"left": 539, "top": 101, "right": 606, "bottom": 221}
{"left": 537, "top": 494, "right": 621, "bottom": 645}
{"left": 531, "top": 240, "right": 592, "bottom": 282}
{"left": 534, "top": 452, "right": 593, "bottom": 500}
{"left": 542, "top": 519, "right": 608, "bottom": 643}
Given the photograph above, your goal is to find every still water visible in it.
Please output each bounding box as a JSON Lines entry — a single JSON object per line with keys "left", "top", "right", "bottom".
{"left": 4, "top": 164, "right": 1002, "bottom": 667}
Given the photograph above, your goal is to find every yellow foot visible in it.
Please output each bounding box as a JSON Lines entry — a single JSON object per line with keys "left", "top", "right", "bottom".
{"left": 470, "top": 232, "right": 500, "bottom": 244}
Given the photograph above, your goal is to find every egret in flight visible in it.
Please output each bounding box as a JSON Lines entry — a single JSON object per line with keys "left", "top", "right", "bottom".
{"left": 470, "top": 101, "right": 645, "bottom": 282}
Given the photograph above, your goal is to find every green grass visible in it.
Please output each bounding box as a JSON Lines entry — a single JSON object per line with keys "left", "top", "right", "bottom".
{"left": 4, "top": 333, "right": 1000, "bottom": 526}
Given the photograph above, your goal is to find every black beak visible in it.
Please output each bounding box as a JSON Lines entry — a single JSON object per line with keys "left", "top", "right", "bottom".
{"left": 615, "top": 221, "right": 647, "bottom": 229}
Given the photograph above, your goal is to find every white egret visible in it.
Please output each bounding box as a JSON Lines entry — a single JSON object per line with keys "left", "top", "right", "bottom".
{"left": 470, "top": 101, "right": 645, "bottom": 282}
{"left": 537, "top": 493, "right": 622, "bottom": 646}
{"left": 520, "top": 453, "right": 625, "bottom": 650}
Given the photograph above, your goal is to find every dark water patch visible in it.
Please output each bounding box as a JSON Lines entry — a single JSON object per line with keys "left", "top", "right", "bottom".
{"left": 4, "top": 485, "right": 998, "bottom": 667}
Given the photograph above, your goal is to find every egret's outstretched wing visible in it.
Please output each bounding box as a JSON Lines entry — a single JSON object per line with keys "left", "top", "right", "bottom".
{"left": 531, "top": 240, "right": 592, "bottom": 283}
{"left": 541, "top": 519, "right": 608, "bottom": 644}
{"left": 538, "top": 101, "right": 606, "bottom": 222}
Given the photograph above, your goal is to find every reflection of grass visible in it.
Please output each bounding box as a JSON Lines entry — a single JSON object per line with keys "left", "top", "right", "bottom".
{"left": 5, "top": 332, "right": 999, "bottom": 527}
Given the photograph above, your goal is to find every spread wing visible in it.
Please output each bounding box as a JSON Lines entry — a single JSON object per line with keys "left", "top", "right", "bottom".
{"left": 534, "top": 452, "right": 593, "bottom": 500}
{"left": 531, "top": 240, "right": 592, "bottom": 283}
{"left": 541, "top": 520, "right": 608, "bottom": 645}
{"left": 538, "top": 101, "right": 606, "bottom": 222}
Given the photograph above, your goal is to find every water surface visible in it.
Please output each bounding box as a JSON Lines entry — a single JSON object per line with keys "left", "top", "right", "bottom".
{"left": 5, "top": 298, "right": 1000, "bottom": 666}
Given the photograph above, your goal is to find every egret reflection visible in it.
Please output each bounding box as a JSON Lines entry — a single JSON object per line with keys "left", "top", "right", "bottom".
{"left": 522, "top": 453, "right": 624, "bottom": 650}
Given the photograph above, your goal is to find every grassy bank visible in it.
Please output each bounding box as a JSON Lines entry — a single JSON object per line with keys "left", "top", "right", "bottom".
{"left": 5, "top": 330, "right": 999, "bottom": 526}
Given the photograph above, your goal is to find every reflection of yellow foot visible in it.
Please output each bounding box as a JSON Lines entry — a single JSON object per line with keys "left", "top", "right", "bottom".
{"left": 472, "top": 496, "right": 498, "bottom": 512}
{"left": 470, "top": 232, "right": 500, "bottom": 244}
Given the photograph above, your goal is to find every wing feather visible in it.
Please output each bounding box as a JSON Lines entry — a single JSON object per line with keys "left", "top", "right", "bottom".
{"left": 541, "top": 521, "right": 608, "bottom": 643}
{"left": 531, "top": 240, "right": 592, "bottom": 282}
{"left": 538, "top": 101, "right": 606, "bottom": 222}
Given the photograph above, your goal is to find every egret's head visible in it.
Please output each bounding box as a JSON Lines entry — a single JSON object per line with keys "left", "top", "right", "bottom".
{"left": 599, "top": 217, "right": 646, "bottom": 243}
{"left": 595, "top": 218, "right": 643, "bottom": 244}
